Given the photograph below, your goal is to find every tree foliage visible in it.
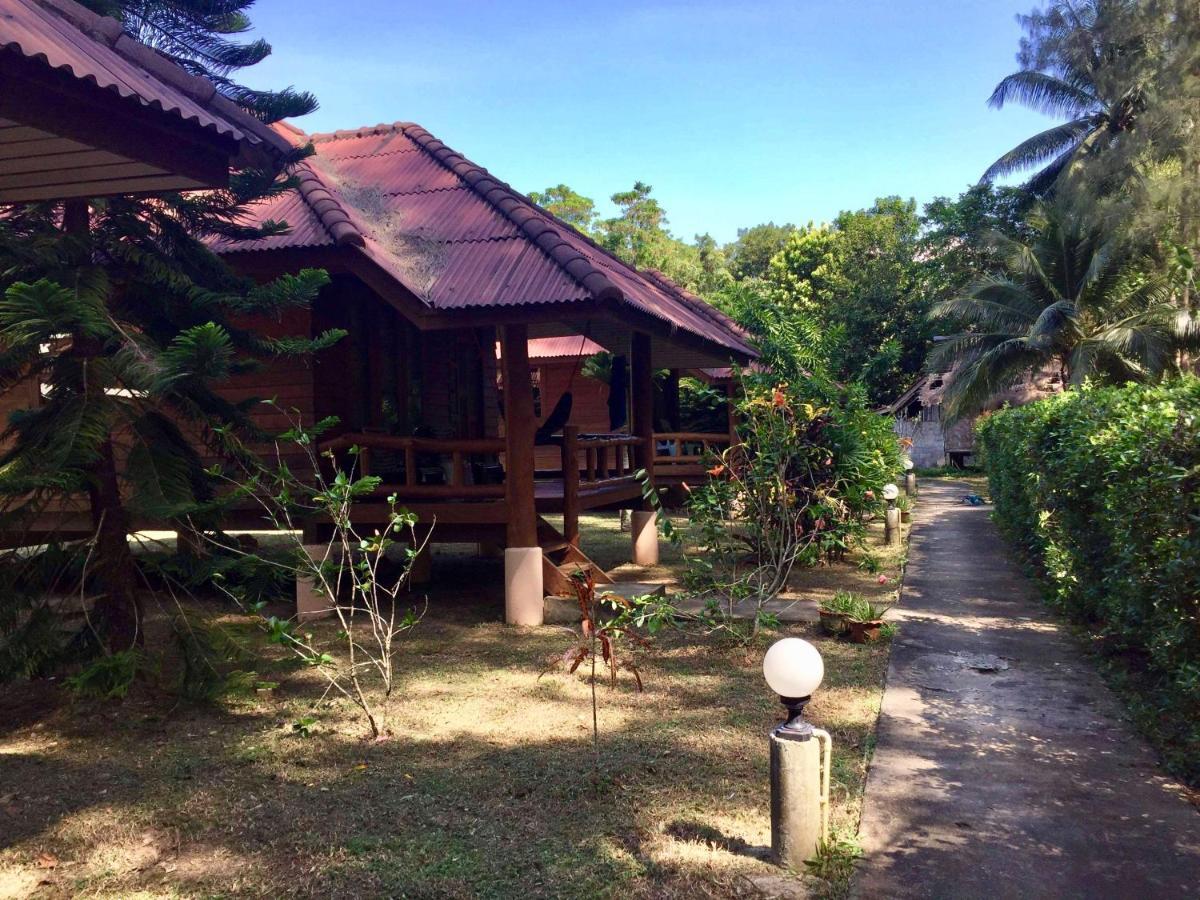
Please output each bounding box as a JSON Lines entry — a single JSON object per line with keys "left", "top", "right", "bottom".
{"left": 725, "top": 222, "right": 796, "bottom": 281}
{"left": 528, "top": 184, "right": 597, "bottom": 234}
{"left": 929, "top": 201, "right": 1196, "bottom": 419}
{"left": 982, "top": 0, "right": 1149, "bottom": 192}
{"left": 765, "top": 198, "right": 933, "bottom": 404}
{"left": 80, "top": 0, "right": 317, "bottom": 121}
{"left": 0, "top": 1, "right": 327, "bottom": 665}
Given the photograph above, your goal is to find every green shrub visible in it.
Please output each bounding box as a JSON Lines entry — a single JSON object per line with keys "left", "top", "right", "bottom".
{"left": 977, "top": 377, "right": 1200, "bottom": 780}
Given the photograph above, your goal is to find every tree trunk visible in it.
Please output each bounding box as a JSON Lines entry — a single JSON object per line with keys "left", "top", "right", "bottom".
{"left": 87, "top": 438, "right": 142, "bottom": 651}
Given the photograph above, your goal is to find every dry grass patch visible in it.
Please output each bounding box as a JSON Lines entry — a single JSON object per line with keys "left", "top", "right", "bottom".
{"left": 0, "top": 508, "right": 915, "bottom": 899}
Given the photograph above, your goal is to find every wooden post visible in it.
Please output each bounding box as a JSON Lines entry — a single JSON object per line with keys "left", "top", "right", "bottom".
{"left": 561, "top": 425, "right": 580, "bottom": 547}
{"left": 500, "top": 324, "right": 542, "bottom": 624}
{"left": 726, "top": 381, "right": 739, "bottom": 446}
{"left": 631, "top": 332, "right": 656, "bottom": 498}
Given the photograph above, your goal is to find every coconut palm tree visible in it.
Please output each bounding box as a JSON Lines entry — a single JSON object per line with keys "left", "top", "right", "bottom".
{"left": 929, "top": 203, "right": 1196, "bottom": 419}
{"left": 982, "top": 0, "right": 1147, "bottom": 193}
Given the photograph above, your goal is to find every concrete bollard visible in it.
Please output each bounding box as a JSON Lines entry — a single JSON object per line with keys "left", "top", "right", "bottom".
{"left": 885, "top": 506, "right": 902, "bottom": 546}
{"left": 770, "top": 730, "right": 824, "bottom": 868}
{"left": 504, "top": 546, "right": 544, "bottom": 625}
{"left": 630, "top": 510, "right": 659, "bottom": 566}
{"left": 905, "top": 472, "right": 918, "bottom": 497}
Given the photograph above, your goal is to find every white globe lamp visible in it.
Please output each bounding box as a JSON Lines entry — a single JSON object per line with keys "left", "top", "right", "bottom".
{"left": 763, "top": 637, "right": 824, "bottom": 736}
{"left": 882, "top": 483, "right": 900, "bottom": 503}
{"left": 902, "top": 457, "right": 914, "bottom": 471}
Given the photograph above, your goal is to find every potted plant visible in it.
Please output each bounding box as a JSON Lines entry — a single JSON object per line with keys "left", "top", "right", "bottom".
{"left": 895, "top": 494, "right": 913, "bottom": 524}
{"left": 846, "top": 598, "right": 892, "bottom": 643}
{"left": 818, "top": 589, "right": 857, "bottom": 636}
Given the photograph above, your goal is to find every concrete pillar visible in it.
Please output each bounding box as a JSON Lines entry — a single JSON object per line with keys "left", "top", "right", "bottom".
{"left": 504, "top": 547, "right": 544, "bottom": 626}
{"left": 905, "top": 472, "right": 918, "bottom": 497}
{"left": 885, "top": 506, "right": 902, "bottom": 546}
{"left": 631, "top": 509, "right": 659, "bottom": 566}
{"left": 296, "top": 544, "right": 333, "bottom": 622}
{"left": 770, "top": 731, "right": 823, "bottom": 868}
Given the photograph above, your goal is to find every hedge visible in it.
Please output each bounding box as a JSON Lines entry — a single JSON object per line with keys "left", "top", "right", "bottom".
{"left": 976, "top": 378, "right": 1200, "bottom": 776}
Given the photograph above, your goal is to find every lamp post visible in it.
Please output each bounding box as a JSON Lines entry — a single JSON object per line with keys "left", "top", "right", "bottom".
{"left": 883, "top": 482, "right": 901, "bottom": 546}
{"left": 903, "top": 456, "right": 917, "bottom": 497}
{"left": 763, "top": 638, "right": 832, "bottom": 868}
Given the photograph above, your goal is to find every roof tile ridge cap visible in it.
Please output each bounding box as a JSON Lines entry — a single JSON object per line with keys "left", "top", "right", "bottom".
{"left": 309, "top": 121, "right": 413, "bottom": 144}
{"left": 32, "top": 0, "right": 291, "bottom": 154}
{"left": 400, "top": 124, "right": 622, "bottom": 303}
{"left": 31, "top": 0, "right": 216, "bottom": 109}
{"left": 641, "top": 268, "right": 752, "bottom": 340}
{"left": 293, "top": 165, "right": 365, "bottom": 247}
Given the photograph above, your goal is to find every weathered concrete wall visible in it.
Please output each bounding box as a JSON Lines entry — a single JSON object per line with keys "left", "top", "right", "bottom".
{"left": 893, "top": 416, "right": 945, "bottom": 468}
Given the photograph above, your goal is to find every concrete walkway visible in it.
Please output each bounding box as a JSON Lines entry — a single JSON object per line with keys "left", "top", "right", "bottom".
{"left": 855, "top": 480, "right": 1200, "bottom": 899}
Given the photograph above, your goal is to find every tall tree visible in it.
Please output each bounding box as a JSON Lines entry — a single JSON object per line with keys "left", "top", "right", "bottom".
{"left": 597, "top": 182, "right": 719, "bottom": 296}
{"left": 929, "top": 201, "right": 1196, "bottom": 418}
{"left": 922, "top": 184, "right": 1034, "bottom": 303}
{"left": 0, "top": 2, "right": 326, "bottom": 657}
{"left": 725, "top": 222, "right": 796, "bottom": 281}
{"left": 767, "top": 198, "right": 932, "bottom": 403}
{"left": 528, "top": 184, "right": 598, "bottom": 235}
{"left": 80, "top": 0, "right": 316, "bottom": 121}
{"left": 982, "top": 0, "right": 1148, "bottom": 193}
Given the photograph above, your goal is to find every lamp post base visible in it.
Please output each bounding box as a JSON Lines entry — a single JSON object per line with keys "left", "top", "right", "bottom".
{"left": 770, "top": 727, "right": 824, "bottom": 868}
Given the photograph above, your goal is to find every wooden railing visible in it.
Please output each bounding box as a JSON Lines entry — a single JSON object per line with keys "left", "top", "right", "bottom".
{"left": 652, "top": 431, "right": 731, "bottom": 471}
{"left": 560, "top": 427, "right": 643, "bottom": 544}
{"left": 319, "top": 432, "right": 507, "bottom": 499}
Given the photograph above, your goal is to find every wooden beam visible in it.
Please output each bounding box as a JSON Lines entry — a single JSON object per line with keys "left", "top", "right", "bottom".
{"left": 0, "top": 55, "right": 234, "bottom": 193}
{"left": 501, "top": 323, "right": 538, "bottom": 547}
{"left": 631, "top": 331, "right": 656, "bottom": 508}
{"left": 561, "top": 424, "right": 580, "bottom": 547}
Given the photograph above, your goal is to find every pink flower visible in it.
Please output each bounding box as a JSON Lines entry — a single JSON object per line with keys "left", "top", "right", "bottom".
{"left": 877, "top": 575, "right": 889, "bottom": 585}
{"left": 864, "top": 490, "right": 875, "bottom": 500}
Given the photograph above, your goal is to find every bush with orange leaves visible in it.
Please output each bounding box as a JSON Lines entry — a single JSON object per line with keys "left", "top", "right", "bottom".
{"left": 682, "top": 372, "right": 902, "bottom": 636}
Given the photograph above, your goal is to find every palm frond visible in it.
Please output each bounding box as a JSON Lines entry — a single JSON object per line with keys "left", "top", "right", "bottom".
{"left": 981, "top": 117, "right": 1098, "bottom": 183}
{"left": 988, "top": 70, "right": 1100, "bottom": 117}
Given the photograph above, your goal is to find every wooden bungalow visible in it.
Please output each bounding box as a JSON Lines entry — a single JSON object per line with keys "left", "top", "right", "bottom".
{"left": 211, "top": 121, "right": 756, "bottom": 624}
{"left": 0, "top": 0, "right": 291, "bottom": 201}
{"left": 885, "top": 370, "right": 1062, "bottom": 468}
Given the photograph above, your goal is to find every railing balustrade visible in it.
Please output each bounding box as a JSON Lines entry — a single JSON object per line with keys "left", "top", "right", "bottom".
{"left": 652, "top": 431, "right": 730, "bottom": 472}
{"left": 319, "top": 432, "right": 507, "bottom": 499}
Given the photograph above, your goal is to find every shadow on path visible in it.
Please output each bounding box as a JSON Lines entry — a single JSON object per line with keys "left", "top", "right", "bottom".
{"left": 854, "top": 480, "right": 1200, "bottom": 899}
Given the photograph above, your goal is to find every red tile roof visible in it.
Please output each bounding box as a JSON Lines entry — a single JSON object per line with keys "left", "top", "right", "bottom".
{"left": 213, "top": 121, "right": 756, "bottom": 360}
{"left": 0, "top": 0, "right": 292, "bottom": 166}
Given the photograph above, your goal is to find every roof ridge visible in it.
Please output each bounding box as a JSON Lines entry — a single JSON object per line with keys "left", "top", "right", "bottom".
{"left": 398, "top": 124, "right": 622, "bottom": 303}
{"left": 309, "top": 121, "right": 415, "bottom": 144}
{"left": 26, "top": 0, "right": 291, "bottom": 159}
{"left": 293, "top": 164, "right": 365, "bottom": 247}
{"left": 641, "top": 268, "right": 751, "bottom": 341}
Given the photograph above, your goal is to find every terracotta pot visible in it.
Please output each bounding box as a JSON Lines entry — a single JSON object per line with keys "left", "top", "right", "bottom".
{"left": 847, "top": 619, "right": 884, "bottom": 643}
{"left": 818, "top": 609, "right": 848, "bottom": 636}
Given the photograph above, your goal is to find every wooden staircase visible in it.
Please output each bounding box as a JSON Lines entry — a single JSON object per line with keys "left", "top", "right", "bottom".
{"left": 537, "top": 517, "right": 613, "bottom": 597}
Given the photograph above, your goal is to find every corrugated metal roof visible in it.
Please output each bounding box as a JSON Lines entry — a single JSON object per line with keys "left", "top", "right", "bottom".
{"left": 527, "top": 336, "right": 606, "bottom": 359}
{"left": 213, "top": 121, "right": 756, "bottom": 358}
{"left": 0, "top": 0, "right": 291, "bottom": 164}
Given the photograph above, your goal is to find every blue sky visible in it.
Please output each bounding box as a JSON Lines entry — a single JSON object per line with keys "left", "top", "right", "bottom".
{"left": 248, "top": 1, "right": 1052, "bottom": 243}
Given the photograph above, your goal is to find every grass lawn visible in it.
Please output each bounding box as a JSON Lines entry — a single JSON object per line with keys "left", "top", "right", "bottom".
{"left": 0, "top": 509, "right": 913, "bottom": 899}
